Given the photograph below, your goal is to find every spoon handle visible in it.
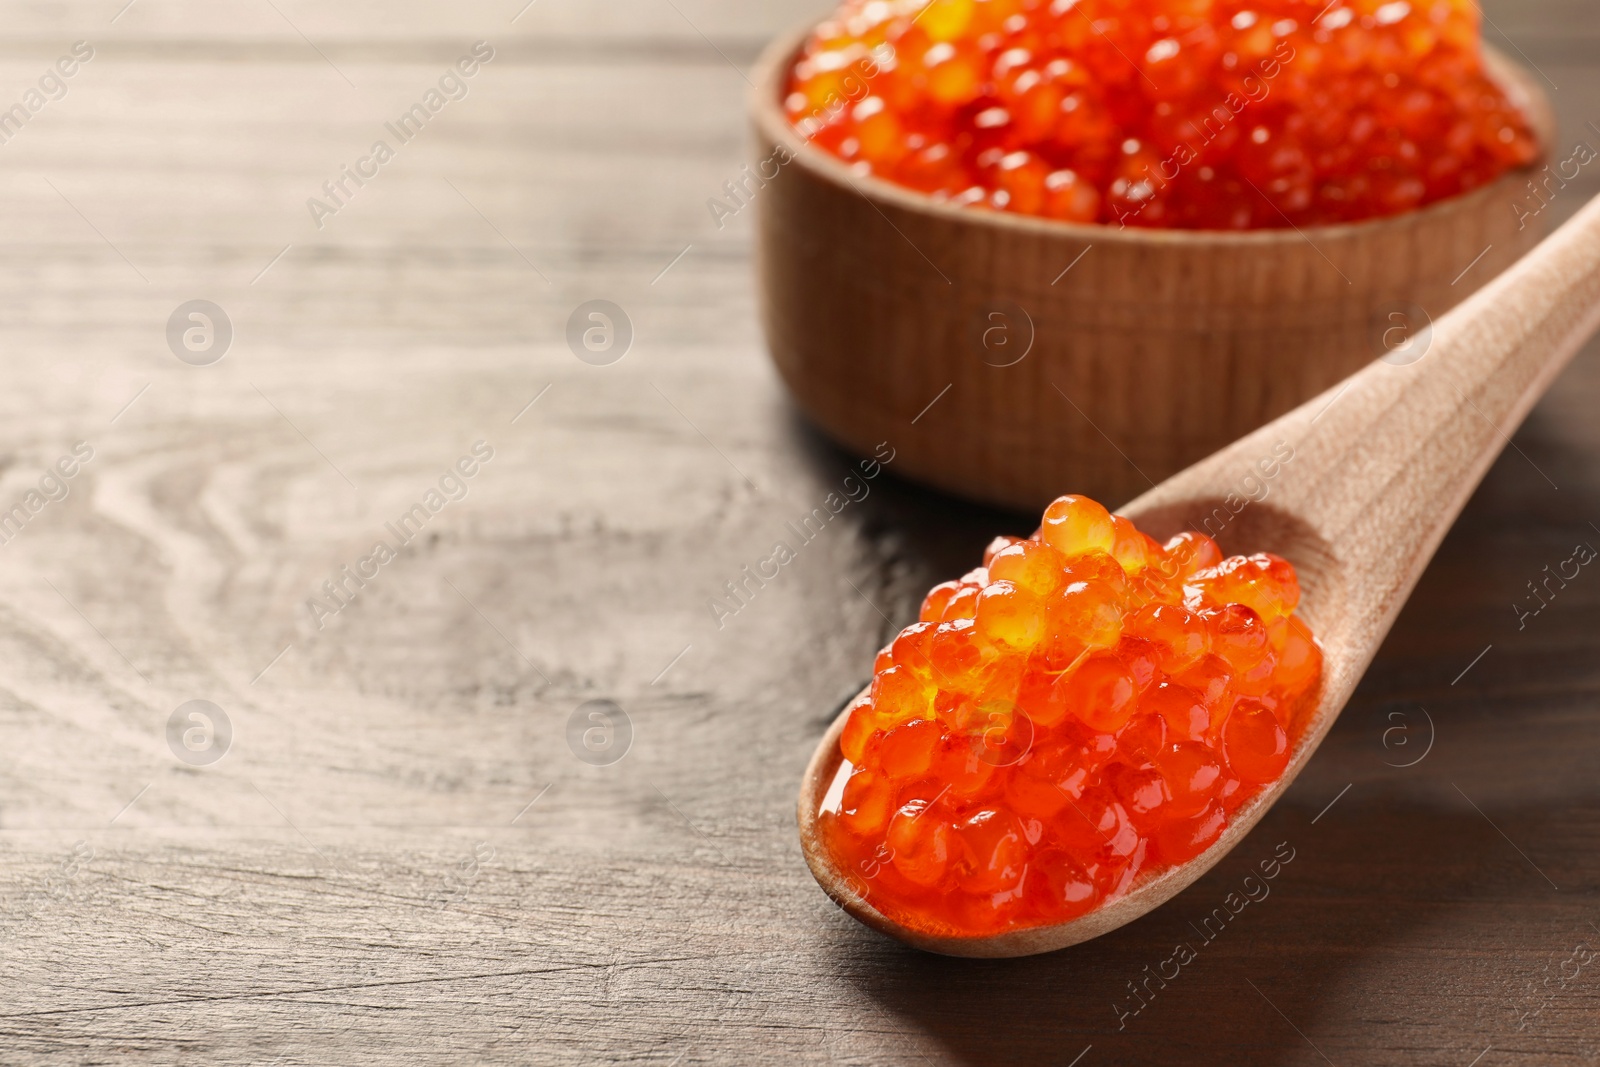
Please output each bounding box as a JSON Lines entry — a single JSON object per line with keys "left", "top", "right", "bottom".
{"left": 1129, "top": 194, "right": 1600, "bottom": 682}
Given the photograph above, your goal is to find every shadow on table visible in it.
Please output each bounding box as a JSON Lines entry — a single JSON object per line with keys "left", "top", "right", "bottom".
{"left": 821, "top": 786, "right": 1576, "bottom": 1067}
{"left": 784, "top": 410, "right": 1032, "bottom": 585}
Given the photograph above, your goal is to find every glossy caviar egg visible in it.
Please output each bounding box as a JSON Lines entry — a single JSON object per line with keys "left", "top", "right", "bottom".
{"left": 816, "top": 494, "right": 1322, "bottom": 936}
{"left": 785, "top": 0, "right": 1537, "bottom": 229}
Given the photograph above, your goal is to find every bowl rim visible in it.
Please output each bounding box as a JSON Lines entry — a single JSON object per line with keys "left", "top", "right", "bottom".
{"left": 749, "top": 22, "right": 1554, "bottom": 248}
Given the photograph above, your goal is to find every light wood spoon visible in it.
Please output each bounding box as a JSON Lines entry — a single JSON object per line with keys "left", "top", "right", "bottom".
{"left": 799, "top": 193, "right": 1600, "bottom": 957}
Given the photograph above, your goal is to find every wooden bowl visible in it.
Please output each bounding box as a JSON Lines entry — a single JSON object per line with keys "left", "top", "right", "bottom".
{"left": 750, "top": 31, "right": 1554, "bottom": 513}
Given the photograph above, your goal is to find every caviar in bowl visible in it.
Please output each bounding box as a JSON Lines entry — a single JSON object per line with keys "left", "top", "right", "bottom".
{"left": 749, "top": 0, "right": 1551, "bottom": 511}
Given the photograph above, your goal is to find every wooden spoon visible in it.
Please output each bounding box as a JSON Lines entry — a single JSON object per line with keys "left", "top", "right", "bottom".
{"left": 798, "top": 193, "right": 1600, "bottom": 958}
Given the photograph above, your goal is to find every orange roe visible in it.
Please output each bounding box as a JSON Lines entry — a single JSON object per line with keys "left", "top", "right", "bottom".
{"left": 784, "top": 0, "right": 1537, "bottom": 229}
{"left": 816, "top": 495, "right": 1322, "bottom": 937}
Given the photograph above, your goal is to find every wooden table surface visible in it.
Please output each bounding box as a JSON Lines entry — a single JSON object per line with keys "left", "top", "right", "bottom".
{"left": 1, "top": 1, "right": 1598, "bottom": 1064}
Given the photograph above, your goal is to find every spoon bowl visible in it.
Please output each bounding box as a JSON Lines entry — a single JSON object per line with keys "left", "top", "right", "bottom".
{"left": 799, "top": 194, "right": 1600, "bottom": 956}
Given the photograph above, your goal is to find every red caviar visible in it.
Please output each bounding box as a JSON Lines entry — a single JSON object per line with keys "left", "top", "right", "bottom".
{"left": 785, "top": 0, "right": 1536, "bottom": 228}
{"left": 816, "top": 495, "right": 1321, "bottom": 937}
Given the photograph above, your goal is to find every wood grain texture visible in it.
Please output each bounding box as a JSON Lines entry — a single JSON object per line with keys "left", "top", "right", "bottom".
{"left": 0, "top": 0, "right": 1597, "bottom": 1064}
